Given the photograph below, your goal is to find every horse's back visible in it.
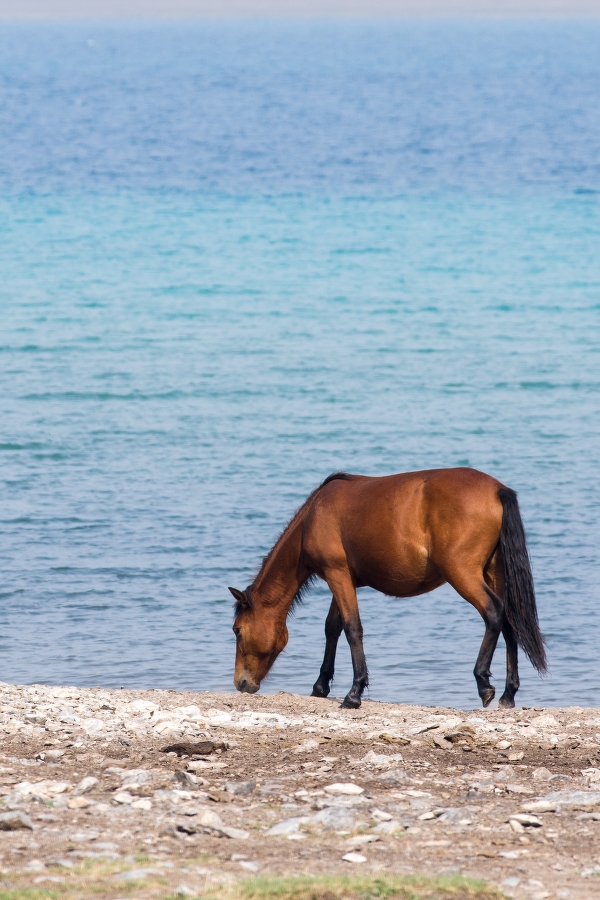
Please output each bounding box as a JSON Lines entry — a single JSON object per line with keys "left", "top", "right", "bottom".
{"left": 303, "top": 468, "right": 505, "bottom": 596}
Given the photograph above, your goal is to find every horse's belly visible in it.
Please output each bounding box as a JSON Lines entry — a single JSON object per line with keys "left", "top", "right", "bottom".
{"left": 360, "top": 570, "right": 446, "bottom": 598}
{"left": 350, "top": 542, "right": 442, "bottom": 598}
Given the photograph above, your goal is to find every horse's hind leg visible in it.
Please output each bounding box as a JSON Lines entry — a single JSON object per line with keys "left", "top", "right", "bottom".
{"left": 498, "top": 621, "right": 520, "bottom": 708}
{"left": 485, "top": 546, "right": 519, "bottom": 708}
{"left": 312, "top": 598, "right": 343, "bottom": 699}
{"left": 447, "top": 571, "right": 504, "bottom": 708}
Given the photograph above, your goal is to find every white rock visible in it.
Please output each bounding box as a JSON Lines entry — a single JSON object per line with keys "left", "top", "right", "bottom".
{"left": 267, "top": 816, "right": 310, "bottom": 835}
{"left": 342, "top": 852, "right": 367, "bottom": 863}
{"left": 531, "top": 715, "right": 559, "bottom": 728}
{"left": 294, "top": 740, "right": 320, "bottom": 753}
{"left": 238, "top": 860, "right": 260, "bottom": 872}
{"left": 126, "top": 699, "right": 159, "bottom": 714}
{"left": 131, "top": 798, "right": 152, "bottom": 811}
{"left": 509, "top": 814, "right": 542, "bottom": 826}
{"left": 153, "top": 720, "right": 182, "bottom": 734}
{"left": 409, "top": 723, "right": 440, "bottom": 735}
{"left": 371, "top": 808, "right": 393, "bottom": 822}
{"left": 112, "top": 791, "right": 134, "bottom": 805}
{"left": 324, "top": 783, "right": 364, "bottom": 795}
{"left": 81, "top": 718, "right": 105, "bottom": 736}
{"left": 372, "top": 820, "right": 402, "bottom": 834}
{"left": 357, "top": 750, "right": 404, "bottom": 769}
{"left": 73, "top": 777, "right": 98, "bottom": 796}
{"left": 346, "top": 834, "right": 379, "bottom": 847}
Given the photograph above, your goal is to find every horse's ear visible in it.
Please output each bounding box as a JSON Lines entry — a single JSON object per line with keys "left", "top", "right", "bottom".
{"left": 229, "top": 587, "right": 245, "bottom": 603}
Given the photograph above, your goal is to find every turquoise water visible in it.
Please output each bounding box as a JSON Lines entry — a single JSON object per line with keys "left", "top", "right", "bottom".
{"left": 1, "top": 22, "right": 599, "bottom": 708}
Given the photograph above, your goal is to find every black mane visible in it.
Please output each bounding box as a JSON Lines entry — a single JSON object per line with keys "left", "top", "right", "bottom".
{"left": 235, "top": 472, "right": 354, "bottom": 617}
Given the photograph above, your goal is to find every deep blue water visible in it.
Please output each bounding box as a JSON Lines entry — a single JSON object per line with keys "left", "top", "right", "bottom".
{"left": 1, "top": 21, "right": 599, "bottom": 709}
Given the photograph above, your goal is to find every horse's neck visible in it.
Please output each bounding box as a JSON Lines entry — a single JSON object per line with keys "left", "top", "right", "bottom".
{"left": 254, "top": 519, "right": 304, "bottom": 609}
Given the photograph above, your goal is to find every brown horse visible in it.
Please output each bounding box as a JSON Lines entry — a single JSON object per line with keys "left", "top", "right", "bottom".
{"left": 229, "top": 468, "right": 546, "bottom": 709}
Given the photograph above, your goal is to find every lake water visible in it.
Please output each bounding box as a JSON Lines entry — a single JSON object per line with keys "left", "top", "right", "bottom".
{"left": 1, "top": 21, "right": 599, "bottom": 709}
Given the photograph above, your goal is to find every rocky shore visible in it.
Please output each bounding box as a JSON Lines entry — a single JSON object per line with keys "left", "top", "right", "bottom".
{"left": 2, "top": 682, "right": 600, "bottom": 900}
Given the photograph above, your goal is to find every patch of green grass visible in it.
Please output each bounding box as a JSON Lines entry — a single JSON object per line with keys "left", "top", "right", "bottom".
{"left": 181, "top": 873, "right": 503, "bottom": 900}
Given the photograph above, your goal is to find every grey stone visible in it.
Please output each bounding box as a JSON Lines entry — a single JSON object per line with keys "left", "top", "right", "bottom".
{"left": 310, "top": 806, "right": 355, "bottom": 831}
{"left": 372, "top": 819, "right": 402, "bottom": 833}
{"left": 58, "top": 711, "right": 78, "bottom": 725}
{"left": 0, "top": 810, "right": 34, "bottom": 831}
{"left": 436, "top": 807, "right": 476, "bottom": 823}
{"left": 379, "top": 768, "right": 411, "bottom": 784}
{"left": 120, "top": 769, "right": 152, "bottom": 788}
{"left": 174, "top": 771, "right": 203, "bottom": 790}
{"left": 225, "top": 780, "right": 256, "bottom": 796}
{"left": 509, "top": 813, "right": 542, "bottom": 827}
{"left": 258, "top": 780, "right": 285, "bottom": 796}
{"left": 94, "top": 842, "right": 120, "bottom": 852}
{"left": 116, "top": 867, "right": 163, "bottom": 881}
{"left": 220, "top": 825, "right": 250, "bottom": 839}
{"left": 540, "top": 790, "right": 600, "bottom": 809}
{"left": 44, "top": 749, "right": 65, "bottom": 760}
{"left": 267, "top": 816, "right": 310, "bottom": 835}
{"left": 73, "top": 776, "right": 98, "bottom": 796}
{"left": 314, "top": 796, "right": 369, "bottom": 809}
{"left": 532, "top": 767, "right": 553, "bottom": 781}
{"left": 179, "top": 807, "right": 249, "bottom": 839}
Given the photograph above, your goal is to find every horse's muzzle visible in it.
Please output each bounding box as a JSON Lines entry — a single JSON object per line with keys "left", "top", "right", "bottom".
{"left": 234, "top": 675, "right": 259, "bottom": 694}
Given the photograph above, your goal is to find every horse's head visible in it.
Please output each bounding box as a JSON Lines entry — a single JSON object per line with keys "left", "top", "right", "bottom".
{"left": 229, "top": 586, "right": 289, "bottom": 693}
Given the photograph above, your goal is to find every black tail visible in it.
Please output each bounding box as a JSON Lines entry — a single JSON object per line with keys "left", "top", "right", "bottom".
{"left": 498, "top": 487, "right": 547, "bottom": 674}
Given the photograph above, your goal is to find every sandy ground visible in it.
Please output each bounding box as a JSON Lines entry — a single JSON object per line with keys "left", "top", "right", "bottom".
{"left": 2, "top": 682, "right": 600, "bottom": 899}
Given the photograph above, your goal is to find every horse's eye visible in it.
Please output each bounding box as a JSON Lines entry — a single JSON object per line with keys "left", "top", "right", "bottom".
{"left": 233, "top": 627, "right": 241, "bottom": 637}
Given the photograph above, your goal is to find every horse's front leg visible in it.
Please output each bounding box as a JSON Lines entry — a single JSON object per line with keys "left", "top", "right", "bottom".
{"left": 311, "top": 597, "right": 343, "bottom": 699}
{"left": 323, "top": 568, "right": 368, "bottom": 709}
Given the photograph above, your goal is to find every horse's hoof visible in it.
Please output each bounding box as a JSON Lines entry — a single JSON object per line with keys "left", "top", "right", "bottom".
{"left": 498, "top": 694, "right": 515, "bottom": 709}
{"left": 311, "top": 683, "right": 330, "bottom": 699}
{"left": 341, "top": 694, "right": 361, "bottom": 709}
{"left": 481, "top": 688, "right": 495, "bottom": 708}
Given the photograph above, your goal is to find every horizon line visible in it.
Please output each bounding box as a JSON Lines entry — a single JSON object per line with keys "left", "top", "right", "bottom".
{"left": 1, "top": 1, "right": 600, "bottom": 21}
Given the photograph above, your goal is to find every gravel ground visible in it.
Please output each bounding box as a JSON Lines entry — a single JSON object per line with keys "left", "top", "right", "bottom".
{"left": 2, "top": 681, "right": 600, "bottom": 899}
